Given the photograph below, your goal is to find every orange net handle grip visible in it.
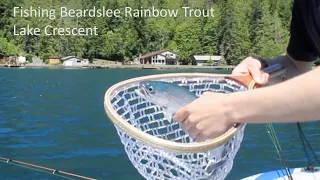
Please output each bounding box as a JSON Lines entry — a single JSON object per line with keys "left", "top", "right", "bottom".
{"left": 227, "top": 63, "right": 286, "bottom": 89}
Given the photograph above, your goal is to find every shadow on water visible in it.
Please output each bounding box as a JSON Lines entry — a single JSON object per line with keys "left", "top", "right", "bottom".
{"left": 0, "top": 68, "right": 318, "bottom": 179}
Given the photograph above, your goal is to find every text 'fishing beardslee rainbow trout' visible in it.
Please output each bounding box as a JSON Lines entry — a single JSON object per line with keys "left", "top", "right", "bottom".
{"left": 135, "top": 80, "right": 198, "bottom": 123}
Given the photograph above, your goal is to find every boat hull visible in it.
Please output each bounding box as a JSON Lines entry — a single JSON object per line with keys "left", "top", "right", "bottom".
{"left": 241, "top": 167, "right": 320, "bottom": 180}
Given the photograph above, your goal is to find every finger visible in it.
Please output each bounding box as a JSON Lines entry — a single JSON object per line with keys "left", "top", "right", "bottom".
{"left": 195, "top": 120, "right": 228, "bottom": 142}
{"left": 195, "top": 135, "right": 208, "bottom": 142}
{"left": 247, "top": 65, "right": 264, "bottom": 84}
{"left": 195, "top": 131, "right": 211, "bottom": 142}
{"left": 232, "top": 67, "right": 249, "bottom": 75}
{"left": 181, "top": 118, "right": 194, "bottom": 132}
{"left": 174, "top": 106, "right": 189, "bottom": 123}
{"left": 256, "top": 72, "right": 270, "bottom": 84}
{"left": 262, "top": 73, "right": 270, "bottom": 84}
{"left": 188, "top": 124, "right": 203, "bottom": 139}
{"left": 191, "top": 121, "right": 210, "bottom": 142}
{"left": 196, "top": 131, "right": 222, "bottom": 142}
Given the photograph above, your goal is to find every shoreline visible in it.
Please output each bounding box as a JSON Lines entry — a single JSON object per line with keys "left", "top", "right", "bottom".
{"left": 0, "top": 64, "right": 236, "bottom": 70}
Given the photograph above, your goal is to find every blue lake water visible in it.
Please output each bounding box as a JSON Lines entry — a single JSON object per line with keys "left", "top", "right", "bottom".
{"left": 0, "top": 68, "right": 319, "bottom": 180}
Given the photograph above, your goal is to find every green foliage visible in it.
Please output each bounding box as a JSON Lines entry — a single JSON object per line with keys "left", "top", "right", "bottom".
{"left": 0, "top": 37, "right": 21, "bottom": 56}
{"left": 314, "top": 58, "right": 320, "bottom": 66}
{"left": 207, "top": 60, "right": 213, "bottom": 64}
{"left": 248, "top": 0, "right": 289, "bottom": 59}
{"left": 0, "top": 0, "right": 293, "bottom": 65}
{"left": 217, "top": 0, "right": 252, "bottom": 65}
{"left": 26, "top": 54, "right": 33, "bottom": 62}
{"left": 173, "top": 19, "right": 201, "bottom": 65}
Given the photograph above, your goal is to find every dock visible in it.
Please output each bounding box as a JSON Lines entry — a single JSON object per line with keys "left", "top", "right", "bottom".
{"left": 142, "top": 66, "right": 159, "bottom": 69}
{"left": 0, "top": 64, "right": 22, "bottom": 68}
{"left": 4, "top": 65, "right": 21, "bottom": 68}
{"left": 82, "top": 65, "right": 102, "bottom": 69}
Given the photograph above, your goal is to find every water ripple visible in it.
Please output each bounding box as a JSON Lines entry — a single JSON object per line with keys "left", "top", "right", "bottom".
{"left": 11, "top": 127, "right": 62, "bottom": 137}
{"left": 37, "top": 148, "right": 122, "bottom": 160}
{"left": 0, "top": 128, "right": 15, "bottom": 133}
{"left": 5, "top": 140, "right": 57, "bottom": 148}
{"left": 1, "top": 68, "right": 319, "bottom": 180}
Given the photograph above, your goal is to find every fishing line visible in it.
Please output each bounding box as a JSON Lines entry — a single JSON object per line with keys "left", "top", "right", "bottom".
{"left": 296, "top": 123, "right": 320, "bottom": 167}
{"left": 297, "top": 123, "right": 313, "bottom": 167}
{"left": 266, "top": 124, "right": 293, "bottom": 180}
{"left": 0, "top": 157, "right": 97, "bottom": 180}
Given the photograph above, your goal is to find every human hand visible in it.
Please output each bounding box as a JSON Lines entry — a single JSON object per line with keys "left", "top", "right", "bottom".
{"left": 174, "top": 92, "right": 235, "bottom": 142}
{"left": 232, "top": 56, "right": 270, "bottom": 85}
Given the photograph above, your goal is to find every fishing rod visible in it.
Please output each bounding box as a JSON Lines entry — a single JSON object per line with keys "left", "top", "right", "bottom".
{"left": 266, "top": 124, "right": 294, "bottom": 180}
{"left": 296, "top": 123, "right": 320, "bottom": 169}
{"left": 0, "top": 157, "right": 97, "bottom": 180}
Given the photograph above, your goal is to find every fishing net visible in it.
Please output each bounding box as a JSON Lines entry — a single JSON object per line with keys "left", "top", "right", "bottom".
{"left": 104, "top": 74, "right": 252, "bottom": 180}
{"left": 105, "top": 74, "right": 258, "bottom": 180}
{"left": 104, "top": 64, "right": 286, "bottom": 180}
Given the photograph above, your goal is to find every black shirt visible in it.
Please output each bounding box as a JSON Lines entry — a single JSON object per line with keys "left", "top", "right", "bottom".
{"left": 287, "top": 0, "right": 320, "bottom": 61}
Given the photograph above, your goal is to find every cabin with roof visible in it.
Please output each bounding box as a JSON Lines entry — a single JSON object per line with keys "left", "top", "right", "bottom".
{"left": 61, "top": 56, "right": 89, "bottom": 67}
{"left": 0, "top": 54, "right": 8, "bottom": 64}
{"left": 193, "top": 55, "right": 222, "bottom": 66}
{"left": 16, "top": 56, "right": 26, "bottom": 64}
{"left": 48, "top": 56, "right": 61, "bottom": 64}
{"left": 139, "top": 50, "right": 178, "bottom": 65}
{"left": 4, "top": 56, "right": 18, "bottom": 66}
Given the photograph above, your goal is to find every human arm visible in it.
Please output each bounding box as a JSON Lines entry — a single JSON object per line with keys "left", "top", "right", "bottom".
{"left": 228, "top": 65, "right": 320, "bottom": 124}
{"left": 174, "top": 0, "right": 320, "bottom": 141}
{"left": 234, "top": 0, "right": 317, "bottom": 86}
{"left": 231, "top": 0, "right": 317, "bottom": 122}
{"left": 261, "top": 53, "right": 313, "bottom": 85}
{"left": 233, "top": 53, "right": 313, "bottom": 86}
{"left": 174, "top": 66, "right": 320, "bottom": 141}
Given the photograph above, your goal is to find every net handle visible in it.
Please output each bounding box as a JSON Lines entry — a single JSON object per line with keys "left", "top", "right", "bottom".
{"left": 263, "top": 63, "right": 286, "bottom": 78}
{"left": 104, "top": 64, "right": 286, "bottom": 153}
{"left": 229, "top": 63, "right": 286, "bottom": 89}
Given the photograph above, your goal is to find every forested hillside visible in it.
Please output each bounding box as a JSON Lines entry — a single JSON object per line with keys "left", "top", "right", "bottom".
{"left": 0, "top": 0, "right": 293, "bottom": 65}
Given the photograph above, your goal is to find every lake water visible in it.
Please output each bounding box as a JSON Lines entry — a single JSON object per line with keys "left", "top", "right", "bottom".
{"left": 0, "top": 68, "right": 319, "bottom": 180}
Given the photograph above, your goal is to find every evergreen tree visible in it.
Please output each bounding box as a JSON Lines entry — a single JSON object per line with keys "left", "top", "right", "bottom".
{"left": 249, "top": 0, "right": 288, "bottom": 58}
{"left": 218, "top": 0, "right": 251, "bottom": 65}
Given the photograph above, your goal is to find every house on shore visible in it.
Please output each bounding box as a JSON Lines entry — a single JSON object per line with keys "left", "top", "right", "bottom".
{"left": 0, "top": 54, "right": 8, "bottom": 64}
{"left": 193, "top": 55, "right": 222, "bottom": 66}
{"left": 48, "top": 56, "right": 61, "bottom": 64}
{"left": 61, "top": 56, "right": 89, "bottom": 67}
{"left": 16, "top": 56, "right": 26, "bottom": 64}
{"left": 4, "top": 56, "right": 18, "bottom": 65}
{"left": 139, "top": 50, "right": 178, "bottom": 65}
{"left": 1, "top": 55, "right": 28, "bottom": 65}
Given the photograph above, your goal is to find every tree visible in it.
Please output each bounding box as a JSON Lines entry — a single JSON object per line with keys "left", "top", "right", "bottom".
{"left": 0, "top": 0, "right": 292, "bottom": 64}
{"left": 172, "top": 19, "right": 202, "bottom": 65}
{"left": 249, "top": 0, "right": 288, "bottom": 58}
{"left": 218, "top": 0, "right": 251, "bottom": 65}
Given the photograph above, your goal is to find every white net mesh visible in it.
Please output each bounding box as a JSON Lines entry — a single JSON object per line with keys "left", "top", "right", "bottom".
{"left": 109, "top": 76, "right": 248, "bottom": 180}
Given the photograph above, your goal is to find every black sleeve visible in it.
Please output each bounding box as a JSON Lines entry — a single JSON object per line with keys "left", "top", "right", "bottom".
{"left": 286, "top": 0, "right": 318, "bottom": 62}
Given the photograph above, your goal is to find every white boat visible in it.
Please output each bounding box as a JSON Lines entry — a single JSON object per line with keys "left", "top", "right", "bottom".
{"left": 241, "top": 166, "right": 320, "bottom": 180}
